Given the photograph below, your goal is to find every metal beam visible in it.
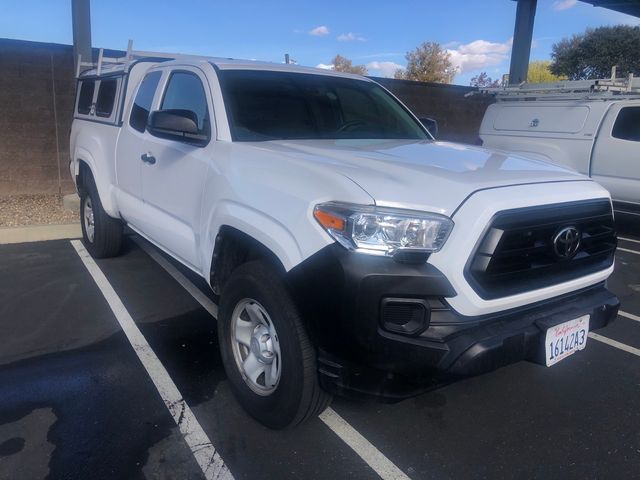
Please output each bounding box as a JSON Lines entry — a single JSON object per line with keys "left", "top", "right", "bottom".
{"left": 72, "top": 0, "right": 92, "bottom": 73}
{"left": 509, "top": 0, "right": 537, "bottom": 84}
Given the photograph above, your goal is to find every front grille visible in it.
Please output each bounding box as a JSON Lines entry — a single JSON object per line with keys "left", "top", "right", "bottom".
{"left": 466, "top": 199, "right": 616, "bottom": 300}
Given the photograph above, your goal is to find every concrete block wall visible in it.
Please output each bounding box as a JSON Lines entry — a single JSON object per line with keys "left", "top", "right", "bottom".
{"left": 374, "top": 77, "right": 494, "bottom": 144}
{"left": 0, "top": 39, "right": 493, "bottom": 196}
{"left": 0, "top": 39, "right": 76, "bottom": 196}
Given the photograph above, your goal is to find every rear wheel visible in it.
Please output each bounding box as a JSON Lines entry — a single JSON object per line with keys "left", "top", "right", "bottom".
{"left": 80, "top": 174, "right": 123, "bottom": 258}
{"left": 218, "top": 260, "right": 331, "bottom": 429}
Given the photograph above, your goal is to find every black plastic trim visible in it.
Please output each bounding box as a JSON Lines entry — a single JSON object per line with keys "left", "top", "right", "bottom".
{"left": 464, "top": 199, "right": 615, "bottom": 300}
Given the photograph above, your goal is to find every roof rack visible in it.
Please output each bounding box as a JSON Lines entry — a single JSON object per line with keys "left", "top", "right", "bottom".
{"left": 467, "top": 68, "right": 640, "bottom": 101}
{"left": 76, "top": 40, "right": 180, "bottom": 78}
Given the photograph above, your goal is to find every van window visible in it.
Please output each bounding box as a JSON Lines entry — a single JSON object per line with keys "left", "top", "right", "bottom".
{"left": 160, "top": 71, "right": 210, "bottom": 134}
{"left": 130, "top": 71, "right": 162, "bottom": 133}
{"left": 95, "top": 79, "right": 118, "bottom": 118}
{"left": 612, "top": 107, "right": 640, "bottom": 142}
{"left": 77, "top": 80, "right": 95, "bottom": 115}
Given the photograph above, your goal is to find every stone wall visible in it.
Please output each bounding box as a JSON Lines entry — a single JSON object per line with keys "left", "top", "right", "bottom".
{"left": 0, "top": 39, "right": 76, "bottom": 195}
{"left": 373, "top": 77, "right": 494, "bottom": 144}
{"left": 0, "top": 38, "right": 493, "bottom": 196}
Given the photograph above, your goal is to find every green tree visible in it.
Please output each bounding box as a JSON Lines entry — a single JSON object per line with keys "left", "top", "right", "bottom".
{"left": 550, "top": 25, "right": 640, "bottom": 80}
{"left": 470, "top": 72, "right": 501, "bottom": 88}
{"left": 527, "top": 60, "right": 566, "bottom": 83}
{"left": 332, "top": 54, "right": 368, "bottom": 75}
{"left": 394, "top": 42, "right": 457, "bottom": 83}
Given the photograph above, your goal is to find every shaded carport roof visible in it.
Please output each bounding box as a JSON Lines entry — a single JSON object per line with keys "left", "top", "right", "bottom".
{"left": 580, "top": 0, "right": 640, "bottom": 18}
{"left": 508, "top": 0, "right": 640, "bottom": 84}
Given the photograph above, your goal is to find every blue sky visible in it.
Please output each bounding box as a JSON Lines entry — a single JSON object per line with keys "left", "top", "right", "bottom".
{"left": 2, "top": 0, "right": 639, "bottom": 84}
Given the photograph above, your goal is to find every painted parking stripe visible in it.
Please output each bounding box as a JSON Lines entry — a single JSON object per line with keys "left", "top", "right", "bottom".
{"left": 589, "top": 332, "right": 640, "bottom": 358}
{"left": 617, "top": 247, "right": 640, "bottom": 256}
{"left": 619, "top": 310, "right": 640, "bottom": 323}
{"left": 70, "top": 240, "right": 233, "bottom": 480}
{"left": 319, "top": 408, "right": 411, "bottom": 480}
{"left": 133, "top": 236, "right": 412, "bottom": 480}
{"left": 618, "top": 236, "right": 640, "bottom": 245}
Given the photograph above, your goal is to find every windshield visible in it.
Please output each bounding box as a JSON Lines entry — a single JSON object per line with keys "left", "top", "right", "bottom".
{"left": 217, "top": 69, "right": 429, "bottom": 141}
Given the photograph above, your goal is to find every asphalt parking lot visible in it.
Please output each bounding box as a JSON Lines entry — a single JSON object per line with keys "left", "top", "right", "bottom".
{"left": 1, "top": 218, "right": 640, "bottom": 480}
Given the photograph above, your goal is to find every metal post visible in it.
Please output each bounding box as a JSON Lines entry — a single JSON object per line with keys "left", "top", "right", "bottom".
{"left": 508, "top": 0, "right": 537, "bottom": 85}
{"left": 72, "top": 0, "right": 92, "bottom": 74}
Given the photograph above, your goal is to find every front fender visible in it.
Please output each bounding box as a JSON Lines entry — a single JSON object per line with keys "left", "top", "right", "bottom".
{"left": 202, "top": 200, "right": 333, "bottom": 279}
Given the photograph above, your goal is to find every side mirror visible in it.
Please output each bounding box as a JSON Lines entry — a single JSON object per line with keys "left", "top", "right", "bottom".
{"left": 147, "top": 109, "right": 208, "bottom": 145}
{"left": 419, "top": 117, "right": 438, "bottom": 139}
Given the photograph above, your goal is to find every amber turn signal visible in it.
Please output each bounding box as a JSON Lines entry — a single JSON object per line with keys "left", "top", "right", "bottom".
{"left": 314, "top": 208, "right": 345, "bottom": 231}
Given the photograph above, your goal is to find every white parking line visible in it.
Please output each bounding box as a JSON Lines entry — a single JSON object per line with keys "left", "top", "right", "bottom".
{"left": 589, "top": 332, "right": 640, "bottom": 358}
{"left": 619, "top": 310, "right": 640, "bottom": 323}
{"left": 319, "top": 408, "right": 411, "bottom": 480}
{"left": 133, "top": 236, "right": 412, "bottom": 480}
{"left": 619, "top": 237, "right": 640, "bottom": 245}
{"left": 70, "top": 240, "right": 233, "bottom": 480}
{"left": 617, "top": 247, "right": 640, "bottom": 256}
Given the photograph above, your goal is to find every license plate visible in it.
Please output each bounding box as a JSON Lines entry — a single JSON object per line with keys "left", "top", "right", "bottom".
{"left": 545, "top": 315, "right": 590, "bottom": 367}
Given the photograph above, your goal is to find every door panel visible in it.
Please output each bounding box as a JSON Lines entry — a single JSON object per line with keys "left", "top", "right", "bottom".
{"left": 591, "top": 103, "right": 640, "bottom": 205}
{"left": 141, "top": 68, "right": 214, "bottom": 270}
{"left": 114, "top": 71, "right": 162, "bottom": 226}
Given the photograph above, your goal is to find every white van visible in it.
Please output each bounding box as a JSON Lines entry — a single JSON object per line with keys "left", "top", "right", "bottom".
{"left": 479, "top": 77, "right": 640, "bottom": 217}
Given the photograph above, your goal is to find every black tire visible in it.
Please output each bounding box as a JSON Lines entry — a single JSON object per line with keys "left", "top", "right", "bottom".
{"left": 80, "top": 173, "right": 123, "bottom": 259}
{"left": 218, "top": 260, "right": 331, "bottom": 429}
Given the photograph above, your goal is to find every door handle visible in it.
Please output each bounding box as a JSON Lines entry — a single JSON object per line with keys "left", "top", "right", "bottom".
{"left": 141, "top": 153, "right": 156, "bottom": 165}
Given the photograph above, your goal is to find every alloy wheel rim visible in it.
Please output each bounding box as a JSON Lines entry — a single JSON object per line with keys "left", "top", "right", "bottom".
{"left": 230, "top": 298, "right": 281, "bottom": 396}
{"left": 84, "top": 197, "right": 95, "bottom": 243}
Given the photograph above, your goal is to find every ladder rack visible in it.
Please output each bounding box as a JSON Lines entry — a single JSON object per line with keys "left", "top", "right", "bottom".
{"left": 467, "top": 72, "right": 640, "bottom": 101}
{"left": 76, "top": 40, "right": 180, "bottom": 77}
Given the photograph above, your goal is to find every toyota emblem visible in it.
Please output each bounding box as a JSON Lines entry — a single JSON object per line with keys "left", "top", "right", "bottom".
{"left": 553, "top": 226, "right": 581, "bottom": 259}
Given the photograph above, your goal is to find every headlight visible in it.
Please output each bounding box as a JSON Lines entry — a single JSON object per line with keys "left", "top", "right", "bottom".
{"left": 313, "top": 202, "right": 453, "bottom": 256}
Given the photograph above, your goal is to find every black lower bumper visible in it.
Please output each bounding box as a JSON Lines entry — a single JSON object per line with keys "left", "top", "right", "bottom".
{"left": 286, "top": 245, "right": 619, "bottom": 401}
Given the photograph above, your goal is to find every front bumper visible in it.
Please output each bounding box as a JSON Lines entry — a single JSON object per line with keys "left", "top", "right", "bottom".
{"left": 287, "top": 244, "right": 619, "bottom": 401}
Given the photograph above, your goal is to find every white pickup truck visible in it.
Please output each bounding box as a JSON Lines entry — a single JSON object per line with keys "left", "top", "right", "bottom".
{"left": 479, "top": 78, "right": 640, "bottom": 218}
{"left": 70, "top": 53, "right": 619, "bottom": 429}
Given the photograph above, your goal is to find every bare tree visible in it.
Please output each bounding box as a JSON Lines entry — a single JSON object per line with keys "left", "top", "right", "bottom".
{"left": 331, "top": 55, "right": 368, "bottom": 75}
{"left": 394, "top": 42, "right": 457, "bottom": 83}
{"left": 470, "top": 72, "right": 501, "bottom": 88}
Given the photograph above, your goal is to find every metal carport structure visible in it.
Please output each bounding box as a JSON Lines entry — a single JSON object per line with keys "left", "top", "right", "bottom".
{"left": 508, "top": 0, "right": 640, "bottom": 84}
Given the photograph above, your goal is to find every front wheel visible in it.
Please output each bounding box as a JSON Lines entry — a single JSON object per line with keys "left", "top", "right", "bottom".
{"left": 218, "top": 260, "right": 331, "bottom": 429}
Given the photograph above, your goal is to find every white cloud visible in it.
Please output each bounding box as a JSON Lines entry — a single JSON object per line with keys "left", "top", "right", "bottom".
{"left": 366, "top": 61, "right": 404, "bottom": 77}
{"left": 337, "top": 32, "right": 366, "bottom": 42}
{"left": 309, "top": 25, "right": 330, "bottom": 36}
{"left": 552, "top": 0, "right": 577, "bottom": 11}
{"left": 447, "top": 38, "right": 512, "bottom": 74}
{"left": 316, "top": 63, "right": 334, "bottom": 70}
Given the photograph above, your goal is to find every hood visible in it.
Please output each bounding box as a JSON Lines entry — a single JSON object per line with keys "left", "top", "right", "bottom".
{"left": 244, "top": 139, "right": 587, "bottom": 216}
